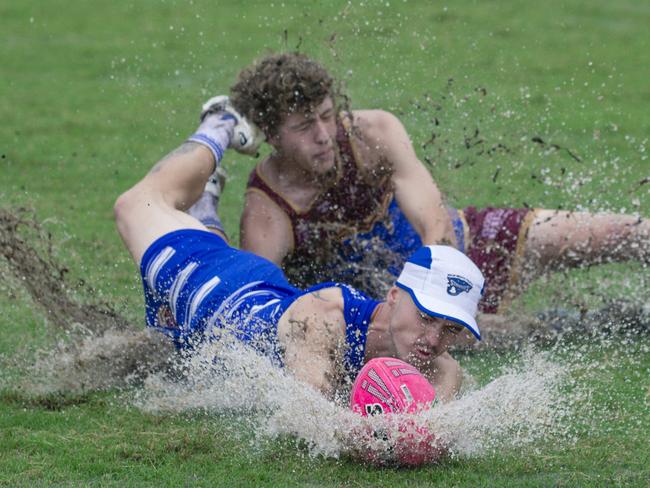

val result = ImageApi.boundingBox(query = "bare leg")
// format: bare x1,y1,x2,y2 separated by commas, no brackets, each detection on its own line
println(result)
522,209,648,282
114,142,224,265
114,109,235,264
457,210,648,344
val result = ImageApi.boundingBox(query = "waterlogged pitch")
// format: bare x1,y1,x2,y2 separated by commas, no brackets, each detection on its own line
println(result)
1,0,649,485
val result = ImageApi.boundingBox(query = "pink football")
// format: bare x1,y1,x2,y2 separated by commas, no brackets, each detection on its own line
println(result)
350,357,436,415
349,357,444,467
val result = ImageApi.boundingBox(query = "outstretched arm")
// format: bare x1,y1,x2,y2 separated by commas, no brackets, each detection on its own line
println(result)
277,287,347,398
361,110,454,246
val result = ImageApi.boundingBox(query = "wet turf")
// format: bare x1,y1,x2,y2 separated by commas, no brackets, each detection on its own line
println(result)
1,0,648,485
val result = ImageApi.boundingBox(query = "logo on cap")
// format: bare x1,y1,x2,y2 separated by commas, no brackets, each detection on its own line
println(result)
446,274,473,296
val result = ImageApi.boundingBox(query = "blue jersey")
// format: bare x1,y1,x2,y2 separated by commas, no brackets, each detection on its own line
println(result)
140,229,380,374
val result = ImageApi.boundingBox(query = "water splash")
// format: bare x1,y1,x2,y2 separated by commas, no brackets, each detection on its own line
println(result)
130,335,581,464
2,206,647,466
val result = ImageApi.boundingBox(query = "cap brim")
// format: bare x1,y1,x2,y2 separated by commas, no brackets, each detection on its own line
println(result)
396,282,481,340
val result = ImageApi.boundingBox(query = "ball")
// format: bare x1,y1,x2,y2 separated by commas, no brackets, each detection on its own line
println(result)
349,357,444,467
350,357,436,415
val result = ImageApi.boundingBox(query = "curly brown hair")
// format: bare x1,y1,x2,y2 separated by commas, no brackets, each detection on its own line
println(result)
230,52,335,138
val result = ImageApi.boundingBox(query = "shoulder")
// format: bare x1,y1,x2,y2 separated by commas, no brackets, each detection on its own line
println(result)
350,109,403,140
349,109,411,160
242,186,290,226
278,287,346,348
240,183,294,262
344,110,406,174
282,287,345,330
243,159,288,215
294,286,345,315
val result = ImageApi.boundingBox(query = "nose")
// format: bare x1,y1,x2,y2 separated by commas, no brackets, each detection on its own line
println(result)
422,323,444,347
313,119,330,145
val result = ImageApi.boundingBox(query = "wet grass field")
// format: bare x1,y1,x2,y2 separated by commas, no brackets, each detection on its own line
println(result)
1,0,649,485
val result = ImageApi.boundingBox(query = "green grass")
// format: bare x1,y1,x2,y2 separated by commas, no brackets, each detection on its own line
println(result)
1,341,648,486
1,0,649,485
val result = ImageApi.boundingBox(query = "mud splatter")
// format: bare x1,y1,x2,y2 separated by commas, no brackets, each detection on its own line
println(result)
0,207,130,333
0,207,176,394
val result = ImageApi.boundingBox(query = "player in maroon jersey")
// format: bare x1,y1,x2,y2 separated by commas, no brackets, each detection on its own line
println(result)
189,53,649,325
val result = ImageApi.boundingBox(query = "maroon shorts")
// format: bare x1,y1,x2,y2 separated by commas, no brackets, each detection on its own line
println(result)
457,207,537,313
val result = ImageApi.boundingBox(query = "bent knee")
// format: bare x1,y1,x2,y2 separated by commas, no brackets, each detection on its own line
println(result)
114,187,150,244
114,191,134,235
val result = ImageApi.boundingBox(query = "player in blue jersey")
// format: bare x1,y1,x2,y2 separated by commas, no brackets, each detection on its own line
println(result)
114,103,485,401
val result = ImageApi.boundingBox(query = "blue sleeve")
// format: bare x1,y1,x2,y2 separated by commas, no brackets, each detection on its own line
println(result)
338,284,380,378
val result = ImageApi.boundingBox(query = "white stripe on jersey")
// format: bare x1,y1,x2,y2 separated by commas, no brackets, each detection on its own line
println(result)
248,298,281,317
186,275,222,324
243,300,283,331
212,281,263,319
204,281,285,336
169,261,198,323
223,289,285,321
145,246,176,293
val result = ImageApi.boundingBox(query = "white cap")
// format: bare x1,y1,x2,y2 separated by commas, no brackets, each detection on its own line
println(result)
396,245,485,339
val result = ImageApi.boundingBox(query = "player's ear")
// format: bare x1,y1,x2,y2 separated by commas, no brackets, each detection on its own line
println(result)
386,286,400,307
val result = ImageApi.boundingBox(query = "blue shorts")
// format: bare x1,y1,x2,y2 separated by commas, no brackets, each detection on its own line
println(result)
140,229,301,361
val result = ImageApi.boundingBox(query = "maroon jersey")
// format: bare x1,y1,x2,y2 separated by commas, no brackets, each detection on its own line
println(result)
245,114,536,313
246,113,394,286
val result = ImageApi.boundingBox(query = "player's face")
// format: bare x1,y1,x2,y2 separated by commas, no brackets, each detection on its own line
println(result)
386,288,464,368
271,97,337,176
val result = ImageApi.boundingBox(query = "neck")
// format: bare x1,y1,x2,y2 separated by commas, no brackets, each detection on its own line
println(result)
364,302,395,360
266,152,325,189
